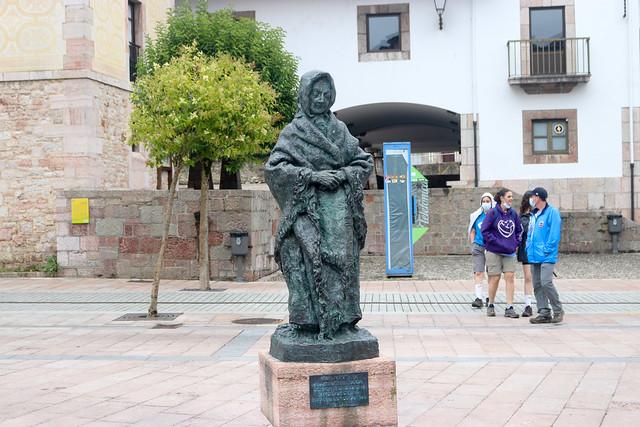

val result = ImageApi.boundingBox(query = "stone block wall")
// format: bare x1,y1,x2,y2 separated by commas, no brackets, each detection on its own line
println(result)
458,113,477,184
0,77,154,268
54,188,639,279
560,211,640,253
363,188,640,256
0,79,64,267
479,176,640,226
363,188,495,255
55,190,278,280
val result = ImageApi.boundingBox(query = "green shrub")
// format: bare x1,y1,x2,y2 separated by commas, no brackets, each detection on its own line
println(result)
42,256,58,277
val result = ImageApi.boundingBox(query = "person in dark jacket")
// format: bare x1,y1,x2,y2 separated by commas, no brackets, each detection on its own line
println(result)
517,191,534,317
481,188,522,318
526,187,564,324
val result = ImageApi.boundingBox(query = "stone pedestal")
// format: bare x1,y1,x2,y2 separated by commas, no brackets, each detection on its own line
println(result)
259,352,398,427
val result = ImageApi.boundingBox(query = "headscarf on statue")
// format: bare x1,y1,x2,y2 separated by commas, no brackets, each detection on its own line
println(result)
266,70,373,263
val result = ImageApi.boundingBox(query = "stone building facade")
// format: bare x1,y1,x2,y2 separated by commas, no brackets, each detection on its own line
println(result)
0,0,172,268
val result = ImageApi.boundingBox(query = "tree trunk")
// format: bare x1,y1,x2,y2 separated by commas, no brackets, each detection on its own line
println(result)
199,164,210,290
148,162,183,318
219,158,242,189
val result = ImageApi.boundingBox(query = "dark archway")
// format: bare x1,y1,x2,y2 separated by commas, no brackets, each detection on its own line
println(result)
335,103,461,188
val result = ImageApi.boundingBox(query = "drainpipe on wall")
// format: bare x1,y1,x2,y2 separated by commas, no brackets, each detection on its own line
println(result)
629,0,637,220
470,0,479,187
473,120,478,187
632,163,636,221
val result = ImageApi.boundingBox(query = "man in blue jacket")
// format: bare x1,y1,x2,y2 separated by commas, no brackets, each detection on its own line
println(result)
526,187,564,324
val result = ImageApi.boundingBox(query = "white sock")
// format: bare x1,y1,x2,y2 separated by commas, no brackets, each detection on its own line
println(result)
525,295,532,306
482,284,488,299
474,284,483,299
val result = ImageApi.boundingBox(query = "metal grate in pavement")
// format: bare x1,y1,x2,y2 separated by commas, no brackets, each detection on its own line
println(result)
113,312,182,321
232,318,282,325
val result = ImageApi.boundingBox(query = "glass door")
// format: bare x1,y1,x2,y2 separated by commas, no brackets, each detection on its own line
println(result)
530,7,566,75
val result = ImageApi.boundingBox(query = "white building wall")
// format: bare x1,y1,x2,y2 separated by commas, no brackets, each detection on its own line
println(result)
475,0,633,181
206,0,638,183
206,0,474,112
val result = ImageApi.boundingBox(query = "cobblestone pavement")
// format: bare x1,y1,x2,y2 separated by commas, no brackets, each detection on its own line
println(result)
1,277,639,426
263,253,640,281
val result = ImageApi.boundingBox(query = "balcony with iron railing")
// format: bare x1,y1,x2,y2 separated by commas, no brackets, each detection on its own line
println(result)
507,37,590,94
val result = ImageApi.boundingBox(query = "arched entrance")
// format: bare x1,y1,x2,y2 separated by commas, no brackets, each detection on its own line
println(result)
335,102,461,188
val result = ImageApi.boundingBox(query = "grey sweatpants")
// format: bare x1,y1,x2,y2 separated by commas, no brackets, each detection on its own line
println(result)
531,263,563,316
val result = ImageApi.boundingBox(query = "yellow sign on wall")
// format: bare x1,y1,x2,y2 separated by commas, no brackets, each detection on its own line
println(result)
71,198,90,224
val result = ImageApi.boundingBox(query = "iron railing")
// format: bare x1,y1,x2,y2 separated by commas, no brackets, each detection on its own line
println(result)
507,37,590,78
411,151,461,165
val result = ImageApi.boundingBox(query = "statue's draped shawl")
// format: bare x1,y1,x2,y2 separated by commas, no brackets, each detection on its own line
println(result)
265,71,373,338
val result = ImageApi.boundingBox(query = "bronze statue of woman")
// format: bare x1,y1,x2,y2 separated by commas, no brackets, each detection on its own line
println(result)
265,71,374,348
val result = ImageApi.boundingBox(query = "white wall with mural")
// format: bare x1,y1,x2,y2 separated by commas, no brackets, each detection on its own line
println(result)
0,0,65,72
91,0,127,81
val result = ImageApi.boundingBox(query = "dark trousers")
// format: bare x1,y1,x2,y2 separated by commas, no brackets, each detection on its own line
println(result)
531,263,563,316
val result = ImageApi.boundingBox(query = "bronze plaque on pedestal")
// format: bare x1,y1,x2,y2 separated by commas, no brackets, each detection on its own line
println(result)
309,372,369,409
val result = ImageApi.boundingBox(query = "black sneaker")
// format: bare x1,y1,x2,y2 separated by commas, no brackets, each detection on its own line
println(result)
529,315,552,324
486,304,496,317
472,298,483,308
522,305,533,317
485,297,489,307
504,306,520,318
551,312,564,324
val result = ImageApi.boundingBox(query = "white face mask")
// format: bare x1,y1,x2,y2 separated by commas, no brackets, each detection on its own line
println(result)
503,203,511,210
529,198,536,208
481,202,491,212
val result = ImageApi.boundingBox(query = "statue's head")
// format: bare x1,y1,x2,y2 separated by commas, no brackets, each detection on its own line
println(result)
298,71,336,117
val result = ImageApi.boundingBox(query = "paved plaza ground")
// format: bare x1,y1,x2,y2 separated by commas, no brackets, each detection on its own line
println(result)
1,254,640,426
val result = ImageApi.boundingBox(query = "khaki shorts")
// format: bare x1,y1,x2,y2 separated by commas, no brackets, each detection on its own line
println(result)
486,251,517,276
471,243,486,273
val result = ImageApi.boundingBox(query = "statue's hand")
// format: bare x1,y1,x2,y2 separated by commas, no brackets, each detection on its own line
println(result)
312,170,341,190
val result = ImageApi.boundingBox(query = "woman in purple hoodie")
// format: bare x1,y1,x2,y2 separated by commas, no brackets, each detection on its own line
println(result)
480,188,522,318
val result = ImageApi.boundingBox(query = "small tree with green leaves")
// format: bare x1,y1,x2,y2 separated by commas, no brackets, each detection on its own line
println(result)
130,47,278,311
138,2,298,187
